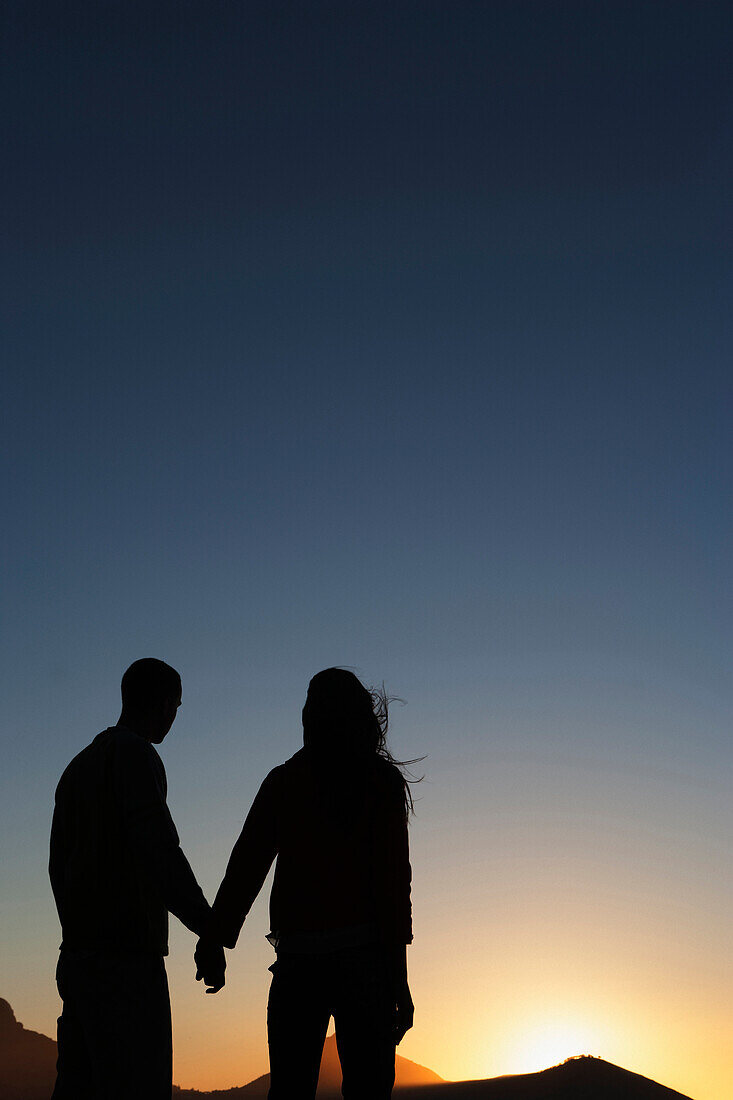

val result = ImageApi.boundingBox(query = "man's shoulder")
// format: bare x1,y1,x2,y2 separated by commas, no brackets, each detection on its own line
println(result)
108,727,165,781
105,725,156,751
55,730,110,800
88,725,161,766
57,727,111,775
58,727,158,787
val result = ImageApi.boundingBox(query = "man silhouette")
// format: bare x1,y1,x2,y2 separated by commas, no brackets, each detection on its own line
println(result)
49,658,225,1099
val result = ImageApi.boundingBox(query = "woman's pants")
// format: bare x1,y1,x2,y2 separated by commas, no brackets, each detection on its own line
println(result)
267,945,396,1099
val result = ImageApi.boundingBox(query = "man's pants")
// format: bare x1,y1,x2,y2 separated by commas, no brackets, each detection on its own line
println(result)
267,945,396,1100
52,949,172,1100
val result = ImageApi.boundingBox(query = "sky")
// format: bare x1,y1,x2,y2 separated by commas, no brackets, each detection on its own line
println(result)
1,2,731,1097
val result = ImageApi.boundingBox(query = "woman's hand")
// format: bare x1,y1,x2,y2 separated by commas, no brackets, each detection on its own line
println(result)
385,943,413,1044
393,980,414,1045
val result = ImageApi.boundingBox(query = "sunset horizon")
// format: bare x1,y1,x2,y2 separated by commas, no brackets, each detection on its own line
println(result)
0,995,698,1098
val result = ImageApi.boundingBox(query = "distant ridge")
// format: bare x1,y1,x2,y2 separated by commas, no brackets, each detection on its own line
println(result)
173,1046,693,1099
174,1033,444,1096
0,997,58,1100
382,1056,695,1100
0,999,693,1100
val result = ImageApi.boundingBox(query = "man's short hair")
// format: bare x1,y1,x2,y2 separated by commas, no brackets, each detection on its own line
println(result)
121,658,181,710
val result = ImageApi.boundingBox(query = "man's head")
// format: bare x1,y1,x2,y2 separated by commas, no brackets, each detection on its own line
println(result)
119,658,182,743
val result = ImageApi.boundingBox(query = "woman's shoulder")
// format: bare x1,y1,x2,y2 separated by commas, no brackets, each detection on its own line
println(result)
261,748,309,788
371,756,406,796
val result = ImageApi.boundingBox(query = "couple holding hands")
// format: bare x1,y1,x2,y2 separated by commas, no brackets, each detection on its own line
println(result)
50,659,415,1099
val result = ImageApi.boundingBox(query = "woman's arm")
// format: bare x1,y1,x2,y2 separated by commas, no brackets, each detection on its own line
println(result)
375,768,415,1043
373,768,413,946
208,769,280,949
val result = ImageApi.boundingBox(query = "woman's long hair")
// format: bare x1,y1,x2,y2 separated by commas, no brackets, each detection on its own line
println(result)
302,668,421,816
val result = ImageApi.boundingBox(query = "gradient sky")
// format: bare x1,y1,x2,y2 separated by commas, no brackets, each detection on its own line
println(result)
2,3,731,1098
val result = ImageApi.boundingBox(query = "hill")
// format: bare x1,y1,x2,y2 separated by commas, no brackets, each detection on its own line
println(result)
0,998,58,1100
174,1033,444,1096
173,1042,694,1099
1,998,694,1100
380,1057,695,1100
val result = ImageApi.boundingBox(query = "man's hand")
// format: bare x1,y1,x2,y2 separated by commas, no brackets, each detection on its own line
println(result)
195,938,226,994
392,981,414,1045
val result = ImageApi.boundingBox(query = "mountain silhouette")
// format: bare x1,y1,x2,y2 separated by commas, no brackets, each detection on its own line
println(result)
381,1057,695,1100
0,998,693,1100
0,998,58,1100
174,1051,693,1099
173,1033,445,1097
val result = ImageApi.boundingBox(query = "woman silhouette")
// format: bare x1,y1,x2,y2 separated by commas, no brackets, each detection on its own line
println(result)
207,668,415,1099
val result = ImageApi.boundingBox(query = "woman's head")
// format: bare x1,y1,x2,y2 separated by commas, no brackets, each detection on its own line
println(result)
302,668,383,756
302,668,420,815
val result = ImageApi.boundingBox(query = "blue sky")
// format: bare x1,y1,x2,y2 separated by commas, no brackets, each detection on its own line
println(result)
2,3,732,1095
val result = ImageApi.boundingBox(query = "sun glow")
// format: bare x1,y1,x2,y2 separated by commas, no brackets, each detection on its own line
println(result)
503,1019,603,1075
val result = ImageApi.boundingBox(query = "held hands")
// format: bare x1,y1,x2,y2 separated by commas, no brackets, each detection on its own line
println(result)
195,937,226,994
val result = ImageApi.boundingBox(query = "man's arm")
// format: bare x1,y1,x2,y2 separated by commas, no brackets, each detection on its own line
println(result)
113,734,213,938
49,799,65,913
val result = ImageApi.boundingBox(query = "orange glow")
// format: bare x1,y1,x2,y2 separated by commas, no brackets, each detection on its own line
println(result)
500,1017,605,1075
